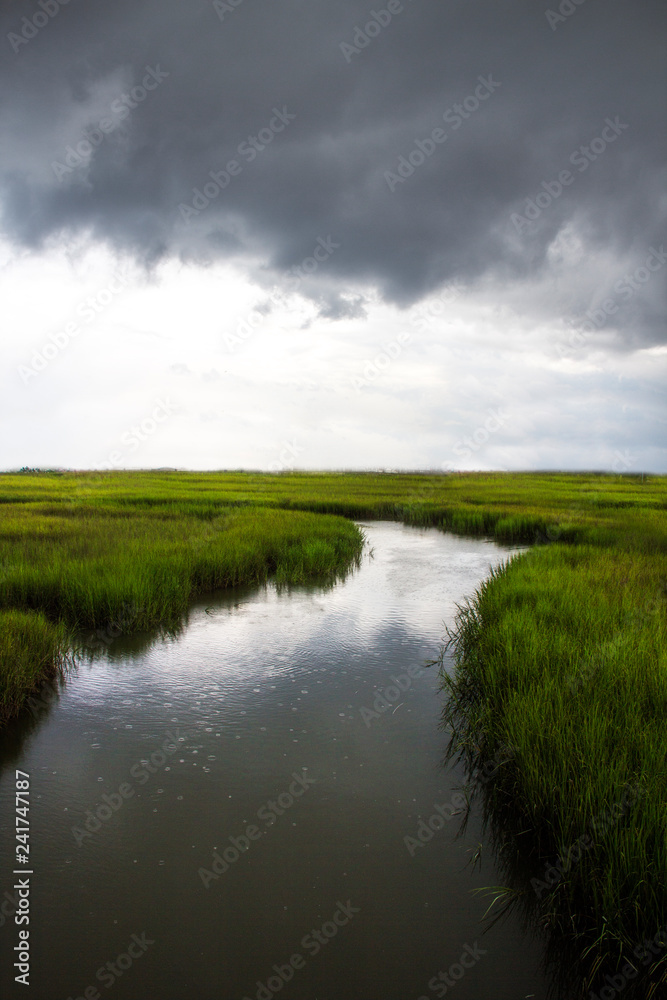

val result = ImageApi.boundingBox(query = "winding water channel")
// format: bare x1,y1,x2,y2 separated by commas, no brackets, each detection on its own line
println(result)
0,522,553,999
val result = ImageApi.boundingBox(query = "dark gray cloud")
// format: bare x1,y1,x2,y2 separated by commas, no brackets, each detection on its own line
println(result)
1,0,665,345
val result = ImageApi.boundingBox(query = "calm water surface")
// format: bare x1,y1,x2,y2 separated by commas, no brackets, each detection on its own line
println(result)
0,523,552,999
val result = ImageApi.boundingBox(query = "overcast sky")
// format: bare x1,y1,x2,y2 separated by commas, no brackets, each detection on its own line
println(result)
1,0,665,472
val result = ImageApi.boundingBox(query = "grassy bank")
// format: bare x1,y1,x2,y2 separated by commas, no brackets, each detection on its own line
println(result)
0,502,364,720
0,469,665,991
441,543,667,996
0,609,70,724
0,505,364,629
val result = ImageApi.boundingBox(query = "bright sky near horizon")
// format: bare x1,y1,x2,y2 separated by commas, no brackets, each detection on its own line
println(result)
1,0,665,472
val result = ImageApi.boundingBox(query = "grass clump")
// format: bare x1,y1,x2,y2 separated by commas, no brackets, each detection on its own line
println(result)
441,544,667,995
0,609,69,723
0,506,363,633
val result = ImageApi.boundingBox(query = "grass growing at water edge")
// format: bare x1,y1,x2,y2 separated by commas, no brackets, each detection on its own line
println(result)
0,610,70,724
0,506,364,632
0,504,364,721
440,544,667,995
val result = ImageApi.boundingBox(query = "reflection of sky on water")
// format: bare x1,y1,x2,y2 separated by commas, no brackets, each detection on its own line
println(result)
0,523,546,1000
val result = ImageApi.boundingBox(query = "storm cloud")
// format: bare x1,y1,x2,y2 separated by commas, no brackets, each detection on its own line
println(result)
1,0,665,344
1,0,665,473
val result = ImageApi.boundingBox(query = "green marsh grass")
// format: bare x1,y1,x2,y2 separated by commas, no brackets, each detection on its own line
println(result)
441,544,667,995
0,505,364,634
0,468,665,991
0,609,70,723
0,501,364,721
